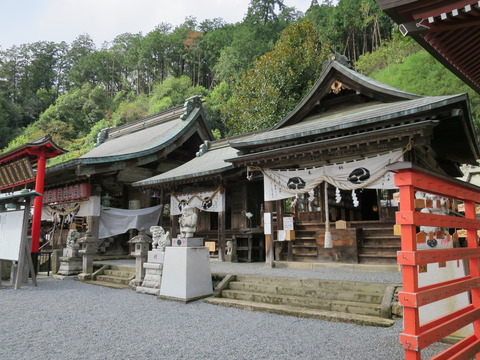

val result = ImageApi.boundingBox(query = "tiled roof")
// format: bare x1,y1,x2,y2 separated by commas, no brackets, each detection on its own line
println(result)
80,107,194,162
132,139,239,187
231,94,465,148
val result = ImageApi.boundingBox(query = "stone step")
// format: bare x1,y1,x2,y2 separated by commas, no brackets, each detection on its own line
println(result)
221,289,382,317
108,265,135,272
103,269,135,278
234,275,389,294
358,254,398,265
95,274,133,285
204,297,395,327
359,248,399,256
228,281,384,303
82,280,130,290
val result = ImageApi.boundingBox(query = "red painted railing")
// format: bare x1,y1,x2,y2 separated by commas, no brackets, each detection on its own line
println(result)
391,163,480,360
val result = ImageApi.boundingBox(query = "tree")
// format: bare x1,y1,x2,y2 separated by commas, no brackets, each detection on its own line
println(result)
36,83,111,138
148,76,207,114
246,0,287,24
223,21,329,134
354,31,421,75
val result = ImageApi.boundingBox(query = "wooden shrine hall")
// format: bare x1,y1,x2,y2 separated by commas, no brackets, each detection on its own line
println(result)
42,96,214,254
134,59,480,266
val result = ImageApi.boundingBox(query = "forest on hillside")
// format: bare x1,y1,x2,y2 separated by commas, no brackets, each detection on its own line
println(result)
1,0,479,165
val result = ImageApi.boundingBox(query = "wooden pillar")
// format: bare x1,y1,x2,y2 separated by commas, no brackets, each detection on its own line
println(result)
264,201,274,267
218,211,226,262
170,215,178,239
398,178,421,360
275,200,284,261
465,200,480,352
159,189,165,226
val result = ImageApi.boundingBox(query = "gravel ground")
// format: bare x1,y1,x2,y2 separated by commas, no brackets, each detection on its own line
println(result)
0,262,449,360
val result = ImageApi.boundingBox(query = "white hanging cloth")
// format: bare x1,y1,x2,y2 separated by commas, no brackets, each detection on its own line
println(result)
170,187,224,216
99,204,162,239
261,150,402,201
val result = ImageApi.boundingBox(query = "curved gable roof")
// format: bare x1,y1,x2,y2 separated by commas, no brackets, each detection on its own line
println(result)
272,60,420,129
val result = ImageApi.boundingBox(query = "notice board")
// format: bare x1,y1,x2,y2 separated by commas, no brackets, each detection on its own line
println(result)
0,210,25,261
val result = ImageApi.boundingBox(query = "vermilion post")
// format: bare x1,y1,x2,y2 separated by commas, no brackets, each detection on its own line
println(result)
397,175,421,360
465,200,480,360
31,151,46,254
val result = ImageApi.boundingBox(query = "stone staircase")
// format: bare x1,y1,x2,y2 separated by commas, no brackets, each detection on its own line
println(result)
83,264,135,289
358,227,401,265
205,274,399,327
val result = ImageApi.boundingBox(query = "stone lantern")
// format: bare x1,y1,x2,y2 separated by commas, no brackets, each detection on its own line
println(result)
128,228,152,288
77,231,99,280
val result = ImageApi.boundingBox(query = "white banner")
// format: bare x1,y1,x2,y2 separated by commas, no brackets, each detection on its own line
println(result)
263,150,402,201
170,187,224,215
99,204,162,239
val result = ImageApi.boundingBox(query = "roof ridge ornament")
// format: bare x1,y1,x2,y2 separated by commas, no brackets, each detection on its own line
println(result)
180,95,203,120
95,128,109,147
328,50,352,69
196,140,210,157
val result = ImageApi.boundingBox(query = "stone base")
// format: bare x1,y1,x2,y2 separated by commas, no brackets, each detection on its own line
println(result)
77,273,92,281
172,237,203,247
57,257,83,276
159,246,213,303
136,262,163,296
147,250,165,263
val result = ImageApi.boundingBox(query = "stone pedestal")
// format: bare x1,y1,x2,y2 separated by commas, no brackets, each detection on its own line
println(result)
57,247,82,276
136,250,165,296
159,246,213,303
77,231,99,281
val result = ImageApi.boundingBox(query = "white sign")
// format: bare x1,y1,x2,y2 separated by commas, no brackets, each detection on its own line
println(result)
0,210,25,261
264,212,272,235
283,217,294,231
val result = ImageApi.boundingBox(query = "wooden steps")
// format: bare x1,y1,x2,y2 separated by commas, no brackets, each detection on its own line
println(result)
358,227,400,265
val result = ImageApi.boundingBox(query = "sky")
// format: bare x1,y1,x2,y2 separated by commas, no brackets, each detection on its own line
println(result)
1,0,314,49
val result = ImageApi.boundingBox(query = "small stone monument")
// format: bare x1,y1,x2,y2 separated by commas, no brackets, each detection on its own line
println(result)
128,228,152,289
56,229,83,277
159,205,213,302
136,226,170,296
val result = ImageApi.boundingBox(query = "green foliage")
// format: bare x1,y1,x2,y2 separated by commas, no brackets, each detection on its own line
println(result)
223,21,329,135
368,50,480,130
204,81,232,137
36,83,111,139
246,0,286,24
112,96,149,126
354,31,421,74
148,76,208,114
47,118,113,166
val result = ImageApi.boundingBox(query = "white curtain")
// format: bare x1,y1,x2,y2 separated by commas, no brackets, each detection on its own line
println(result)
262,150,402,201
99,204,162,239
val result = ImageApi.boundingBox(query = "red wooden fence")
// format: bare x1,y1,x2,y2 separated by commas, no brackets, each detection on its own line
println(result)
391,163,480,360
